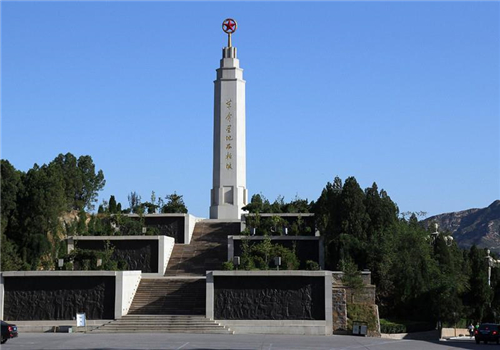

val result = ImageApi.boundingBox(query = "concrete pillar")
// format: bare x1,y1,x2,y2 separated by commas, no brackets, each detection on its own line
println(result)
210,45,248,219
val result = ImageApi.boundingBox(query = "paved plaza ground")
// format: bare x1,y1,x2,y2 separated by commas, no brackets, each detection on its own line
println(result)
0,332,485,350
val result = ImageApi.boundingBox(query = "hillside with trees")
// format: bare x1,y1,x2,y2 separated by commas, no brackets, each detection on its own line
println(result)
1,153,105,270
0,153,188,271
2,153,500,328
245,177,500,328
422,200,500,253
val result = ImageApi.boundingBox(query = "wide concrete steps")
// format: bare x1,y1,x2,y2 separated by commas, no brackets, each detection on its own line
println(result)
128,278,205,315
164,221,241,276
92,315,233,334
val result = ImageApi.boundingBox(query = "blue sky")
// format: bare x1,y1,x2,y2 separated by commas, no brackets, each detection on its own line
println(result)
1,1,499,218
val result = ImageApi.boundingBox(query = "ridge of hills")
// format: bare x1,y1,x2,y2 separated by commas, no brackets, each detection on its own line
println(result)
421,200,500,253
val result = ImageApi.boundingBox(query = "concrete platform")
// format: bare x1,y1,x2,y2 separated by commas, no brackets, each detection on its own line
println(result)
8,320,109,333
217,320,329,335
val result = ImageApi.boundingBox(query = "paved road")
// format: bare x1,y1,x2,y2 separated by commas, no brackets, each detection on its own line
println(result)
0,333,485,350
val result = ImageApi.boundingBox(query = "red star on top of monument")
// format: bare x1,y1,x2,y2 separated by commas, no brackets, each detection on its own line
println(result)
222,19,237,34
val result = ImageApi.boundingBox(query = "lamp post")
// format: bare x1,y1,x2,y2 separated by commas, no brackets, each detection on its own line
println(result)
430,223,454,330
430,223,454,246
233,256,241,270
485,249,500,286
274,257,281,271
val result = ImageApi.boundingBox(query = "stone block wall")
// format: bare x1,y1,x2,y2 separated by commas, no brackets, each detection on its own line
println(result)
332,287,347,331
331,271,380,336
344,285,376,305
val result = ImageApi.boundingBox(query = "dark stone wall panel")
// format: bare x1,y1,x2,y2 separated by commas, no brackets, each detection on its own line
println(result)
234,239,320,268
144,216,185,243
214,276,325,320
76,240,158,273
4,276,115,320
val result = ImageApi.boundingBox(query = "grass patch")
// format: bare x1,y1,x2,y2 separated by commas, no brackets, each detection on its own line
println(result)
347,304,378,331
380,318,434,333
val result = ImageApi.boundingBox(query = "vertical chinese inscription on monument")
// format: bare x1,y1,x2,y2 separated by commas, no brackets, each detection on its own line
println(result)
225,99,233,170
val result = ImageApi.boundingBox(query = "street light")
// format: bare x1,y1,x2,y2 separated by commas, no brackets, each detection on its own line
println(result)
485,249,500,286
233,256,241,270
274,257,281,271
430,223,453,246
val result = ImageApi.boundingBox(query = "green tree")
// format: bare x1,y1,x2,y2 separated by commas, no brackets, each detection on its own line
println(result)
0,160,23,238
312,176,343,268
108,195,118,214
387,220,439,320
429,234,468,325
1,154,105,270
239,237,299,271
16,164,66,268
283,195,311,213
464,246,492,322
162,193,188,213
76,209,88,235
1,160,24,270
50,153,105,210
334,177,370,268
340,258,364,302
74,155,105,210
50,153,80,210
364,183,398,239
128,191,142,213
1,234,25,271
363,183,399,310
243,193,270,213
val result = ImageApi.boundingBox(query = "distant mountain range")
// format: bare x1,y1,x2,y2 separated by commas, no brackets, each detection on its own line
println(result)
421,200,500,253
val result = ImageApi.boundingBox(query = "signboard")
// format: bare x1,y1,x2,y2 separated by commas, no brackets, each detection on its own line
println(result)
76,313,86,327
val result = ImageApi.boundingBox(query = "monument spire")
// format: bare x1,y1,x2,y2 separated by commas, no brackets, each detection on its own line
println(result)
222,18,237,47
210,18,248,220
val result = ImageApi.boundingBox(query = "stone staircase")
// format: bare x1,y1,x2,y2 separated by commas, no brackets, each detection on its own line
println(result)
128,278,205,315
164,220,241,276
92,315,233,334
92,220,241,334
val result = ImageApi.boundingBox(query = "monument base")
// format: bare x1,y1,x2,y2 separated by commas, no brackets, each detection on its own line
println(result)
209,204,247,220
210,186,248,220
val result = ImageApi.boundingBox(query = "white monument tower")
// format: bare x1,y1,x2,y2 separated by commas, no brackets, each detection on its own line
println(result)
210,18,248,219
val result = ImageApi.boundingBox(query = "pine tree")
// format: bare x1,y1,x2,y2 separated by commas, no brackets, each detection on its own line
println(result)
465,246,492,322
162,193,188,213
108,195,118,214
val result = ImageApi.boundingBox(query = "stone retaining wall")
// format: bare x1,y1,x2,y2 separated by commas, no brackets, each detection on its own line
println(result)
0,271,141,320
206,271,333,335
332,287,347,331
68,236,174,276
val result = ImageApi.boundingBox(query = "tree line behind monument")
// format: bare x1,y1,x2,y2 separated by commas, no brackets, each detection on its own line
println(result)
1,152,498,329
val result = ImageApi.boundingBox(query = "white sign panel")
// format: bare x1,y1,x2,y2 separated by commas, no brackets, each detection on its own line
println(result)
76,313,86,327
